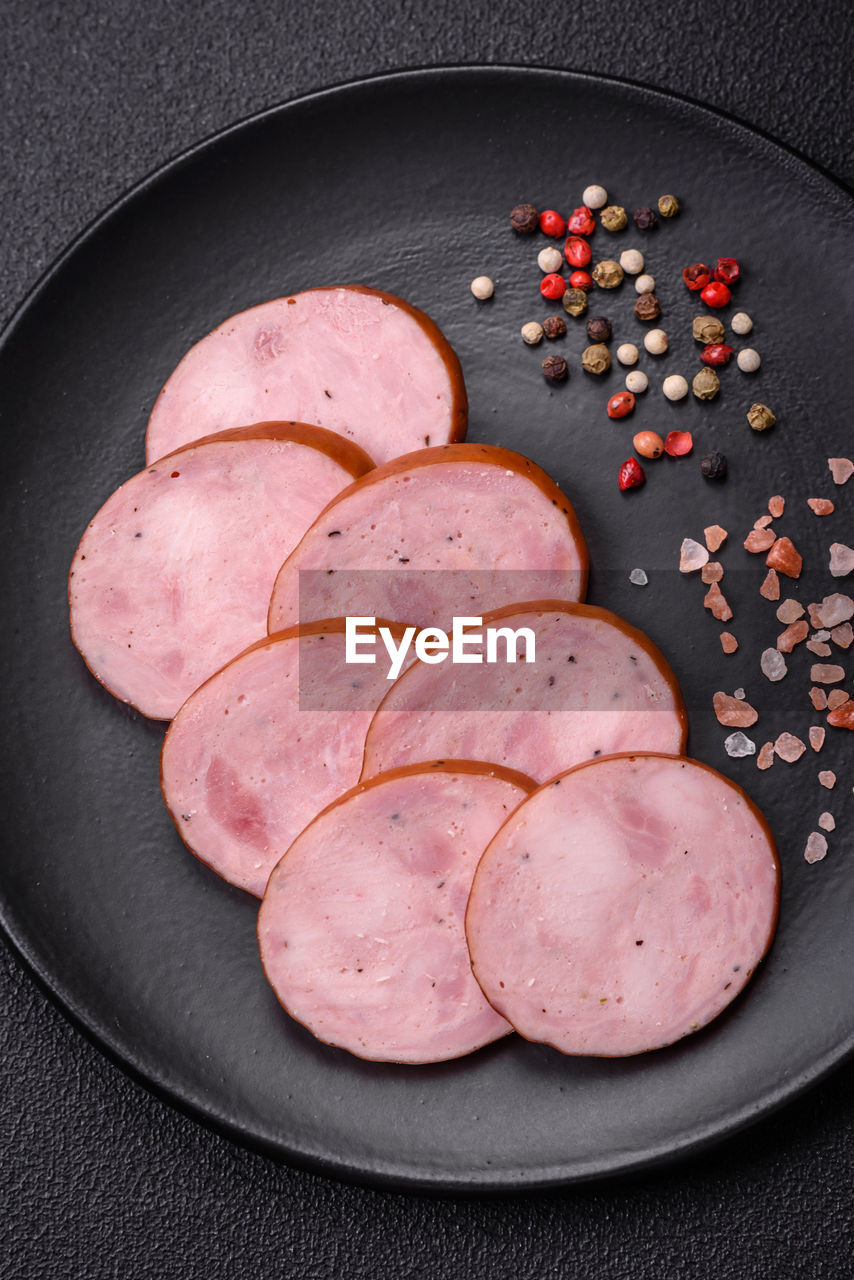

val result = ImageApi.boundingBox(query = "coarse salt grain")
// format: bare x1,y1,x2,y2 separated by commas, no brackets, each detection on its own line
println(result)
774,732,805,762
713,691,758,727
827,688,851,710
831,622,853,649
768,495,785,518
807,498,835,515
701,561,723,583
819,770,837,789
804,832,828,863
811,664,845,683
827,699,854,727
744,528,776,553
679,538,709,573
828,457,854,485
809,593,854,628
818,812,836,832
724,731,756,758
757,741,775,770
761,648,787,681
629,567,648,586
809,726,826,752
754,514,774,529
760,570,781,600
807,640,832,657
812,629,831,641
704,525,728,552
777,621,808,652
720,632,738,653
704,582,733,621
809,687,828,710
777,598,805,624
829,543,854,578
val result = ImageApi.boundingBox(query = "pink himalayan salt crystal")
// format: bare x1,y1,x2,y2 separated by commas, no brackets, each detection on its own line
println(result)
713,691,758,727
776,598,805,623
827,689,851,711
768,495,785,517
720,631,738,654
760,569,780,600
819,770,837,789
701,561,723,584
829,543,854,578
818,812,836,832
766,537,803,579
777,621,808,652
812,629,830,640
807,640,832,657
775,732,806,762
704,524,728,552
809,687,828,710
827,699,854,727
733,688,746,699
804,832,828,864
811,664,846,684
831,622,853,649
809,726,826,752
828,457,854,485
679,537,709,573
807,498,835,516
704,582,733,621
761,647,787,681
809,593,854,628
744,527,776,553
754,514,774,529
757,741,775,770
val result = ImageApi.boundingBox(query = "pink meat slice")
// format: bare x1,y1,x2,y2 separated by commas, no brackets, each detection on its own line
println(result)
267,445,589,633
161,620,416,897
145,285,468,466
69,423,373,720
362,601,687,783
258,762,535,1063
466,753,780,1057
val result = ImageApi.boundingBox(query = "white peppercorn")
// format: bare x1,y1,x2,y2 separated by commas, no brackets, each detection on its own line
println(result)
471,276,494,300
619,248,644,275
731,312,753,335
662,374,688,401
634,273,655,295
626,370,648,393
521,321,544,345
616,343,639,366
582,184,608,209
737,348,761,372
644,328,669,355
537,246,563,274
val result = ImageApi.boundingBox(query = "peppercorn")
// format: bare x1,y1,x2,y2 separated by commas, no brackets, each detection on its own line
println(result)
747,402,776,431
539,209,567,238
470,276,494,300
619,248,644,275
592,260,624,289
510,203,539,233
521,321,544,345
582,343,611,375
701,343,734,366
633,430,664,459
564,236,592,268
537,246,563,274
600,205,628,231
683,263,711,291
582,184,608,209
658,194,680,218
693,367,720,400
714,257,740,285
737,347,761,372
731,312,753,335
616,343,639,366
664,430,693,457
542,354,569,383
562,287,588,317
700,281,731,308
586,316,612,343
542,315,566,340
634,206,658,231
540,273,566,300
634,293,661,322
618,457,646,490
701,451,728,480
567,206,596,236
635,273,655,295
568,270,593,291
643,328,668,355
662,375,689,401
693,315,726,344
607,391,635,419
626,370,648,393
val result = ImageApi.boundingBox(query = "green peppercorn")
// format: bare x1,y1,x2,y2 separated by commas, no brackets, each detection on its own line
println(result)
747,402,776,431
693,367,720,400
692,315,726,344
581,343,611,375
562,287,588,318
592,259,624,289
600,205,628,232
701,451,728,480
509,202,539,233
634,293,661,322
658,194,680,218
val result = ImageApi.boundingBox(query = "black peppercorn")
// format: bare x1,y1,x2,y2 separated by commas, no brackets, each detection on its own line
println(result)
542,315,567,340
541,354,569,383
633,293,661,322
510,202,539,233
701,451,728,480
634,206,658,231
586,316,612,343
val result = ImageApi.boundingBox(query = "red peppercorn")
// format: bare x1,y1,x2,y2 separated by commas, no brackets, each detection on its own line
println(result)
714,257,740,285
568,269,593,291
567,205,596,236
701,343,735,366
540,273,567,300
539,209,567,238
618,457,646,490
664,430,693,457
700,281,731,308
564,236,592,268
607,391,636,419
682,263,711,291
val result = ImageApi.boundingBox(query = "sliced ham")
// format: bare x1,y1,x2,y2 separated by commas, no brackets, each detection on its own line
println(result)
69,423,373,720
161,619,416,897
145,285,467,466
257,762,535,1063
466,753,779,1057
361,601,687,783
267,445,589,632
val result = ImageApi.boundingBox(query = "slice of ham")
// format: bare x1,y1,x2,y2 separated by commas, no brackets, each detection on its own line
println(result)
145,285,468,465
361,601,687,783
267,445,589,632
466,753,780,1057
69,423,373,720
161,619,416,897
258,761,534,1063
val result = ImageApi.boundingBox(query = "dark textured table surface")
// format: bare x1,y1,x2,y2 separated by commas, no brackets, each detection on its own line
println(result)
2,3,853,1276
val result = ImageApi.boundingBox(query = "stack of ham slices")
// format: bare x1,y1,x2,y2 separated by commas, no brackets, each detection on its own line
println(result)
69,284,780,1065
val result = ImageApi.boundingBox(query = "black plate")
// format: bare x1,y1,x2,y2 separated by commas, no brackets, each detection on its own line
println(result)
1,67,853,1193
